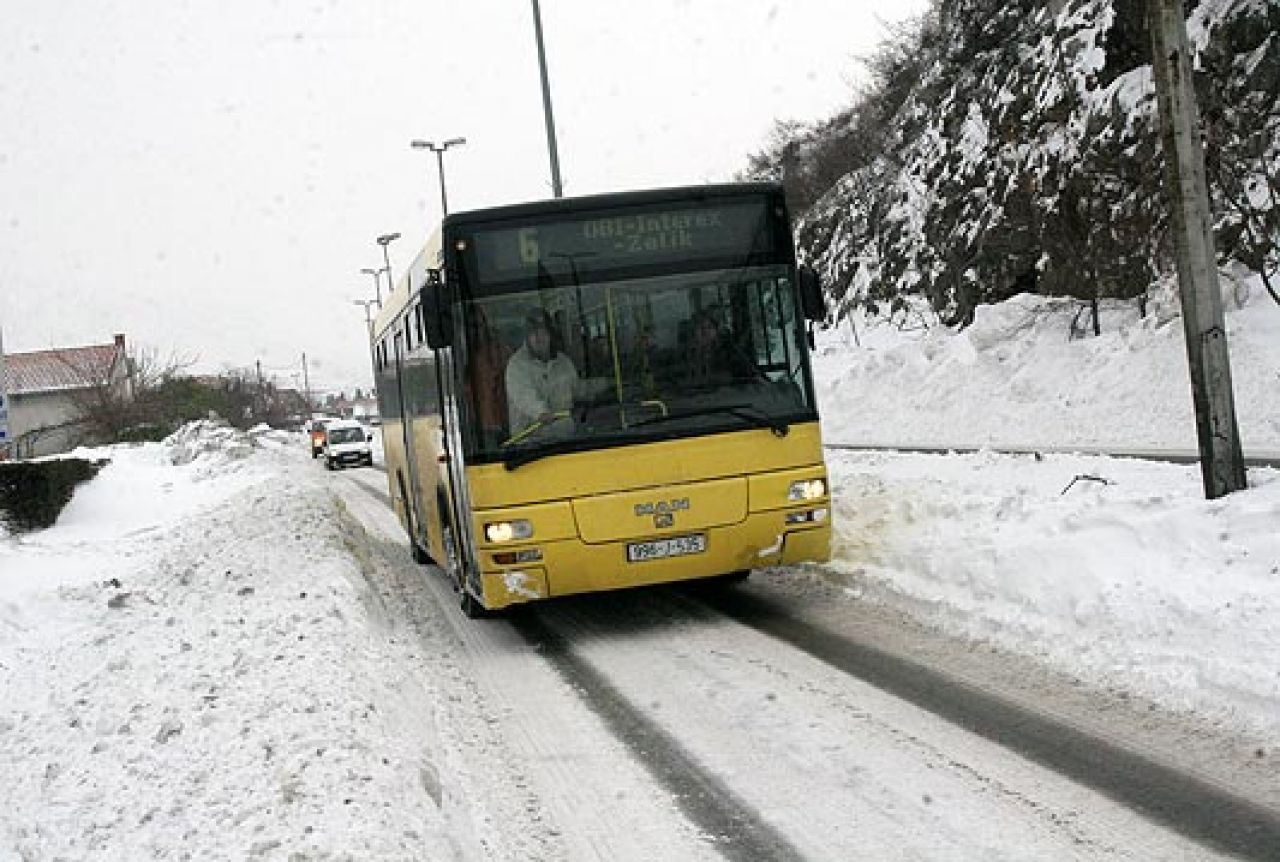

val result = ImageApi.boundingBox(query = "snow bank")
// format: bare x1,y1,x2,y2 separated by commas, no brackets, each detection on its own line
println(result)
163,419,257,468
813,281,1280,740
824,449,1280,739
0,432,273,609
0,433,455,859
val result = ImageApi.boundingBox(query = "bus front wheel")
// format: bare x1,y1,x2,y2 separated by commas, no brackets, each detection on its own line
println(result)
459,589,490,619
440,510,495,619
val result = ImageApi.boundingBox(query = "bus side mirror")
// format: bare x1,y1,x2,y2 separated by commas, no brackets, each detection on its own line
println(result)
798,265,826,323
421,270,452,348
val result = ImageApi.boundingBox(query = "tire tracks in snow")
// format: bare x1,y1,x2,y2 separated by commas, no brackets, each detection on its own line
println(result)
508,610,805,862
694,585,1280,862
335,473,720,859
339,473,812,858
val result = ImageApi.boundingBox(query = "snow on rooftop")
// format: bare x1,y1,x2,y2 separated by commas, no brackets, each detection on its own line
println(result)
2,342,125,396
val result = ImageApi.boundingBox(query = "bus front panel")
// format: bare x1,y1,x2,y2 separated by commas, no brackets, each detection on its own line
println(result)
466,423,830,609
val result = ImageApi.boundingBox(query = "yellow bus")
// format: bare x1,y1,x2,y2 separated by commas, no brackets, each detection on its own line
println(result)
372,183,831,617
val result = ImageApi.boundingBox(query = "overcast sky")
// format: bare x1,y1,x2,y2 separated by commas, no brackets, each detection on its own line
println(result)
1,0,925,397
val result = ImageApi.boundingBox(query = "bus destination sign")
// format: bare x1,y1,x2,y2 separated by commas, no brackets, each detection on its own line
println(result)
470,200,775,284
579,210,730,254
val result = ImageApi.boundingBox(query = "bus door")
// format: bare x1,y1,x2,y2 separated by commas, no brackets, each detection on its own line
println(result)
436,311,484,601
392,331,430,553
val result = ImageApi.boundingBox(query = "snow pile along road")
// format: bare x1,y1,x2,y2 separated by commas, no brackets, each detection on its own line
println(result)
810,281,1280,745
0,425,457,859
823,448,1280,742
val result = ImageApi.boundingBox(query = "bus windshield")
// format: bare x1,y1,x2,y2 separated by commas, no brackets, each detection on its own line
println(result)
457,264,816,465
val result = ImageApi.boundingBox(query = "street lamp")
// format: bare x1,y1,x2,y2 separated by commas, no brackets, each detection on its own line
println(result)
410,137,466,217
376,233,400,300
529,0,563,198
353,299,380,396
359,266,385,308
352,299,378,335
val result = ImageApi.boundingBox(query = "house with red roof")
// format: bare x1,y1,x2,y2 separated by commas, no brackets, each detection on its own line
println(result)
0,334,133,458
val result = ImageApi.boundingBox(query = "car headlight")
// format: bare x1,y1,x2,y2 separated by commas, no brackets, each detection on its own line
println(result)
787,479,827,501
484,519,533,543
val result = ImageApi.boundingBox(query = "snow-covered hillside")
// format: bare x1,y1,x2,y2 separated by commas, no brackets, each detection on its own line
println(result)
780,0,1280,332
815,279,1280,451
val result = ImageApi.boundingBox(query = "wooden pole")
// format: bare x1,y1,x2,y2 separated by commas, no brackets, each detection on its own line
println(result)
1148,0,1247,498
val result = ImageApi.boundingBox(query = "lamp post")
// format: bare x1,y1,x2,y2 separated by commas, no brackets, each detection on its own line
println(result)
410,138,466,217
360,267,385,308
352,299,378,335
376,233,401,300
529,0,563,198
353,298,380,397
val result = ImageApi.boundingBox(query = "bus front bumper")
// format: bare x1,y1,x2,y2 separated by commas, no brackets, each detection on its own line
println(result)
477,515,831,611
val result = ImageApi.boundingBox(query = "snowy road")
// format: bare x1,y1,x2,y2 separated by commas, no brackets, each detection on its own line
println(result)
331,464,1279,860
5,429,1278,859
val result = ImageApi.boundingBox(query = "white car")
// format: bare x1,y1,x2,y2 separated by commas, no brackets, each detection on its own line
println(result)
322,419,374,469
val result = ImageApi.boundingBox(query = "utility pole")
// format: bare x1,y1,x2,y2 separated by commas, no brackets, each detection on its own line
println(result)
301,352,312,413
255,359,265,421
530,0,564,198
1148,0,1246,499
0,324,11,458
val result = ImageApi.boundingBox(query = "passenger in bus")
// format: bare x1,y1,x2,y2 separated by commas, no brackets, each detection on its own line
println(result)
683,310,752,387
627,325,658,396
464,307,512,447
505,308,578,436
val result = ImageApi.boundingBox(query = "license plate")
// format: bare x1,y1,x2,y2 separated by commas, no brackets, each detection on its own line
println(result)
626,533,707,562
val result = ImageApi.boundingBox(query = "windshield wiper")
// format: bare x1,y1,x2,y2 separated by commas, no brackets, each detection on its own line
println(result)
501,436,601,471
630,403,789,437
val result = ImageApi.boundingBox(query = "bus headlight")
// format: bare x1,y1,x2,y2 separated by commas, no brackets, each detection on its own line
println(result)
788,479,827,501
485,519,533,543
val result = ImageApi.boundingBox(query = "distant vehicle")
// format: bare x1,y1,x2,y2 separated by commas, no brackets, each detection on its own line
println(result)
373,182,831,617
307,417,335,459
322,419,374,469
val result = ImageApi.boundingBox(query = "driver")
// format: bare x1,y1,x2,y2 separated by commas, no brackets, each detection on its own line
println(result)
505,308,578,435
